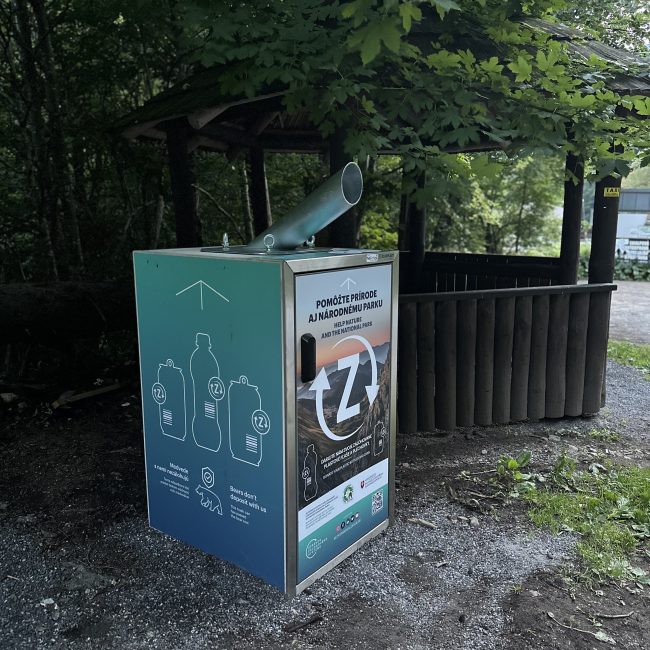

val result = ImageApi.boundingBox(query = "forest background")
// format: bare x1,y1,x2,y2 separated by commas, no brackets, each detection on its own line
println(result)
0,0,648,288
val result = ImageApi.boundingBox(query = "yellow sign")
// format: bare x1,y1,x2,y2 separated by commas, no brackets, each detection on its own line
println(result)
604,187,620,197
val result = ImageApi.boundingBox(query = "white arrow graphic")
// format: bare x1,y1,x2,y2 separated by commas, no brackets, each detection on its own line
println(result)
176,280,229,310
333,334,379,404
309,368,360,442
340,277,357,291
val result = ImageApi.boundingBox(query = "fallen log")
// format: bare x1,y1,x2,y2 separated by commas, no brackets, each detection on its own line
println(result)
0,281,136,343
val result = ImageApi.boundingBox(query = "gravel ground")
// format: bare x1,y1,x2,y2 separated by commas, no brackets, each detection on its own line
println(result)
1,360,649,649
609,281,650,345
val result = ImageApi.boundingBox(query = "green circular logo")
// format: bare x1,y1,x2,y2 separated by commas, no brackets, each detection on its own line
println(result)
343,484,354,502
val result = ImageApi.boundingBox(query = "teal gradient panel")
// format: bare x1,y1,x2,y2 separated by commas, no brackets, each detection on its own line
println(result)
134,252,285,589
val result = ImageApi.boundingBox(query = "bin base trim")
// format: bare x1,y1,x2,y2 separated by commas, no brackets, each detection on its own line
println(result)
291,519,389,596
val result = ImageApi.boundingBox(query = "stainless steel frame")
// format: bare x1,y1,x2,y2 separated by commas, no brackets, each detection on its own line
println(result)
282,251,399,596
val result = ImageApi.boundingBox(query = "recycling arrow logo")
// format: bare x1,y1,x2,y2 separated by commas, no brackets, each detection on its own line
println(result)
309,334,379,442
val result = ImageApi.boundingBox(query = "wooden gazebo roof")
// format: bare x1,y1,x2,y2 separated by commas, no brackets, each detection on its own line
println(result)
116,18,650,158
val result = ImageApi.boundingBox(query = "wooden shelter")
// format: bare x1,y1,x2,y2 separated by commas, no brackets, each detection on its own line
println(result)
116,19,650,431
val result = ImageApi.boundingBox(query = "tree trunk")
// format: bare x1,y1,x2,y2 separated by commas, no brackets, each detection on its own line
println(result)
238,159,255,242
29,0,85,277
247,146,272,235
13,0,61,279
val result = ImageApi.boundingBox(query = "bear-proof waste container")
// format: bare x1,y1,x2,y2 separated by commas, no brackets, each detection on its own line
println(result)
134,163,398,594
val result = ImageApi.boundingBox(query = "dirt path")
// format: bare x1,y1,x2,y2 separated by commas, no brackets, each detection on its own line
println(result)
1,362,649,649
609,280,650,344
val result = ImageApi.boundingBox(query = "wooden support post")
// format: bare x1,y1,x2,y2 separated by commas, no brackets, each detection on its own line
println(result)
408,171,426,293
247,146,272,236
398,168,426,292
589,172,622,283
559,152,584,284
166,119,201,247
324,128,358,248
398,176,411,293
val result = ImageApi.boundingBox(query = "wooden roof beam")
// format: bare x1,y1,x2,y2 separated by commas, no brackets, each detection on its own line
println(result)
226,111,281,161
187,106,228,130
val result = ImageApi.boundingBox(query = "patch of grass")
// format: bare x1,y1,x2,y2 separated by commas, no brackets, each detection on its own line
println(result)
587,427,621,443
607,340,650,379
525,458,650,581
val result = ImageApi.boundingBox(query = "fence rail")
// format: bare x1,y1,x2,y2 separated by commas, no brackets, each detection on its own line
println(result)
411,251,562,293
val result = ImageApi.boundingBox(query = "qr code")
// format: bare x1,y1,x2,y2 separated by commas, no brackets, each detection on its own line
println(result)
371,490,384,515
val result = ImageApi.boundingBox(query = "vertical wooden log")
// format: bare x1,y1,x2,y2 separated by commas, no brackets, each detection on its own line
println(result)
559,152,584,284
545,294,570,418
398,302,418,433
247,146,272,236
583,291,612,415
474,298,495,425
456,299,477,427
492,297,515,424
417,302,436,431
166,119,201,247
528,294,549,420
589,173,622,284
510,296,532,421
565,292,590,416
435,300,457,430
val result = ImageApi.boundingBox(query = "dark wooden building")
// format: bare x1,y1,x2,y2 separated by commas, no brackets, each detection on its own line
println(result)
117,19,650,432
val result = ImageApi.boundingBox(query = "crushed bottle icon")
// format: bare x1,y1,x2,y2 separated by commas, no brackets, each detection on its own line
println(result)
302,444,318,502
228,375,270,466
152,359,186,440
373,421,387,456
190,333,224,453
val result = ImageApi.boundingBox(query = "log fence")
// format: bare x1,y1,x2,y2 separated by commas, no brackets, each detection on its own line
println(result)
397,283,614,432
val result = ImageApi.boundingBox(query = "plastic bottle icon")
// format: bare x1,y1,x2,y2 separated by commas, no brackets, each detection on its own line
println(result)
302,444,318,502
190,333,224,452
228,375,270,466
373,421,387,456
153,359,186,440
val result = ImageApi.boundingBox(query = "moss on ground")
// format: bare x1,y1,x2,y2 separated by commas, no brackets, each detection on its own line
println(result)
524,458,650,581
608,340,650,379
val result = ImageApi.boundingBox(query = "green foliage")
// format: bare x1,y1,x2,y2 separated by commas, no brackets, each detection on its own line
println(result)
492,450,538,497
587,427,621,443
579,255,650,281
607,340,650,379
424,151,564,253
1,0,649,285
526,461,650,581
180,0,650,181
558,1,650,51
622,165,650,189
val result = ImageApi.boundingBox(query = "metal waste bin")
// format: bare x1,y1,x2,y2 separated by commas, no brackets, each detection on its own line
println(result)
134,163,397,594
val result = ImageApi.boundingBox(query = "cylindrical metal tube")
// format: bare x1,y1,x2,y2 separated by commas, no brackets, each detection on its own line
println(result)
246,162,363,250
